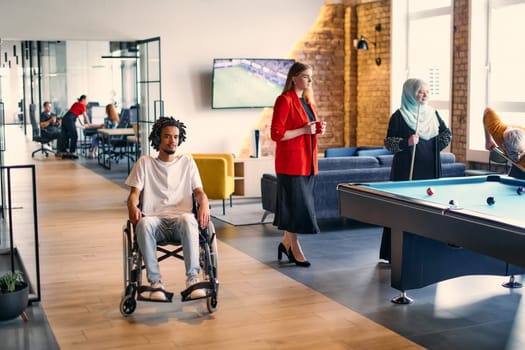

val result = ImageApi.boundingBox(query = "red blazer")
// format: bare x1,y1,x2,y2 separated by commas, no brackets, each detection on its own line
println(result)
271,90,318,176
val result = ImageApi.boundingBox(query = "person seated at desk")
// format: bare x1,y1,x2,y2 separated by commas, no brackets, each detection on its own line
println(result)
125,116,210,300
483,107,525,179
57,94,90,159
40,101,60,140
87,104,120,159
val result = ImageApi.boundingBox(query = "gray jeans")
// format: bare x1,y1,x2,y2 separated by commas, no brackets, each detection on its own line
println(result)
135,214,200,284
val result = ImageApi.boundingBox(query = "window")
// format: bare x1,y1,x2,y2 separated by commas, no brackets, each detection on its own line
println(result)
469,0,525,159
391,1,452,126
407,1,452,125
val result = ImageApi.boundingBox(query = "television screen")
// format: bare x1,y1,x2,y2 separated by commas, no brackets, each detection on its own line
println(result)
212,58,295,109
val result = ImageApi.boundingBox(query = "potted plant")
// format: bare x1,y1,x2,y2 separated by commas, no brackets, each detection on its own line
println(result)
0,271,29,321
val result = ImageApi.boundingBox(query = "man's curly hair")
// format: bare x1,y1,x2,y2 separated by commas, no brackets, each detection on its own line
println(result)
149,116,187,151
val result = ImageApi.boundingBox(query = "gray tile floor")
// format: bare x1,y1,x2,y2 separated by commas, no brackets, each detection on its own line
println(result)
218,219,525,350
0,302,59,350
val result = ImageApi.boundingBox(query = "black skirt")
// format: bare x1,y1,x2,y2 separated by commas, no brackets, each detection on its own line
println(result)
273,174,319,234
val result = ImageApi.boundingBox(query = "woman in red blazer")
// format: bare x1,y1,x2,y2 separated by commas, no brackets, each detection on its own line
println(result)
271,61,326,267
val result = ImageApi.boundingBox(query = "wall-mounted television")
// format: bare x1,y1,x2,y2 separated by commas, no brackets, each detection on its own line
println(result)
212,58,295,109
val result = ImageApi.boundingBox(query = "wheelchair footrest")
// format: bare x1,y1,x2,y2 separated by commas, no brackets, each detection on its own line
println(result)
180,280,217,302
137,285,174,302
137,295,173,303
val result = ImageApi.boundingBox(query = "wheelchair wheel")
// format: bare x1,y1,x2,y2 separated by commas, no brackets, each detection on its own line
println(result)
207,295,218,313
209,232,219,278
120,294,137,316
206,233,219,313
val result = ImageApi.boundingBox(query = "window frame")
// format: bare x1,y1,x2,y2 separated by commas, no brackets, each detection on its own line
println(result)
391,1,453,127
468,0,525,162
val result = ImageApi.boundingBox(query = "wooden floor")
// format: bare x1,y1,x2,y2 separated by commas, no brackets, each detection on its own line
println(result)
5,126,421,349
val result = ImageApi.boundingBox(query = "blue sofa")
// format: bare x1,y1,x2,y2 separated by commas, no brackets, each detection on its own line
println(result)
324,146,393,158
261,151,466,221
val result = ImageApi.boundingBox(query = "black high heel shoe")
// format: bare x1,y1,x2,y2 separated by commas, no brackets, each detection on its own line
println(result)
288,247,311,267
277,243,290,262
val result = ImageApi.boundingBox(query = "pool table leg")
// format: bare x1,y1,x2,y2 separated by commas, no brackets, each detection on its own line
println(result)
502,275,523,289
390,228,414,304
391,291,413,304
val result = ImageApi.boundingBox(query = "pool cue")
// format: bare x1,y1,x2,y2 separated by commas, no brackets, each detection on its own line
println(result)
492,146,525,173
408,103,421,180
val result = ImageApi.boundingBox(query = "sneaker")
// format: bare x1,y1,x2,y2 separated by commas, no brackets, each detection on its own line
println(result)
149,281,167,301
186,276,206,299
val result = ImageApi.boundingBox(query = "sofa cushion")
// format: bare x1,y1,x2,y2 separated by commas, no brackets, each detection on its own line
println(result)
377,155,393,167
317,168,391,184
440,152,456,164
376,152,457,165
324,147,358,157
318,156,379,171
261,173,277,213
314,168,392,220
356,147,393,157
443,163,465,177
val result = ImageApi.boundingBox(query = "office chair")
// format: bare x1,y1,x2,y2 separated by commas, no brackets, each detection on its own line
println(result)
29,104,56,157
108,109,133,163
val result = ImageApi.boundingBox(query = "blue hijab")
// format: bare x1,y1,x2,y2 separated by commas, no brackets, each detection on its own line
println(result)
399,78,439,140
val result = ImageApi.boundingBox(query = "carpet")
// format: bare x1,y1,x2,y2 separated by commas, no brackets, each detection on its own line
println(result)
210,198,274,226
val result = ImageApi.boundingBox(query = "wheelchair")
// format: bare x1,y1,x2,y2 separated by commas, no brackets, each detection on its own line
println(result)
119,214,219,316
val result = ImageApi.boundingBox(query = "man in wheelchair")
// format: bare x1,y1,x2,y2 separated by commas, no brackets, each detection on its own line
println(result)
125,116,211,301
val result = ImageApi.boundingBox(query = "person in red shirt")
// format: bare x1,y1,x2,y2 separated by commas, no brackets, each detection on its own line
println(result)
271,61,326,267
58,95,90,159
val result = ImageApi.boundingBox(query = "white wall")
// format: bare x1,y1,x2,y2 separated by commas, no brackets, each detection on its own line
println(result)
0,0,325,154
65,41,121,108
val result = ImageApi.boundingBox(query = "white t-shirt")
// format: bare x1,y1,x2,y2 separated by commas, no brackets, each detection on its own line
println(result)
125,154,203,218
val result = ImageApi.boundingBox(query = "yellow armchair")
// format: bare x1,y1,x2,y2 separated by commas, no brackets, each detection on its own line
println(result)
191,153,235,215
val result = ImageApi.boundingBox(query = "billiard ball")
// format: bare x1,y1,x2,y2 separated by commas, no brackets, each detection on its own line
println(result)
449,199,456,206
486,196,495,205
517,187,524,195
426,187,434,196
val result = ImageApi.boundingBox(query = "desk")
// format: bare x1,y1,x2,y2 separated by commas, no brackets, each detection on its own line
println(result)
337,175,525,302
97,128,135,169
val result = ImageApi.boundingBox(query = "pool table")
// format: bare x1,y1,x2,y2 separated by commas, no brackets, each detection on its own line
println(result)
337,175,525,302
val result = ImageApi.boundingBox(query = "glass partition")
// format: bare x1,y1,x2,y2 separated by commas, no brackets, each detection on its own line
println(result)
137,37,162,156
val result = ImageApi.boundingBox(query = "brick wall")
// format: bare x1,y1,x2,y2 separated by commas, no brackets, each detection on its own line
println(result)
248,0,471,165
355,0,391,146
246,2,346,158
291,3,346,153
345,5,358,147
451,0,469,163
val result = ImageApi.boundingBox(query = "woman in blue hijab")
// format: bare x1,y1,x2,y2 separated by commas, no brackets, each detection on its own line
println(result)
385,78,451,180
379,78,451,261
